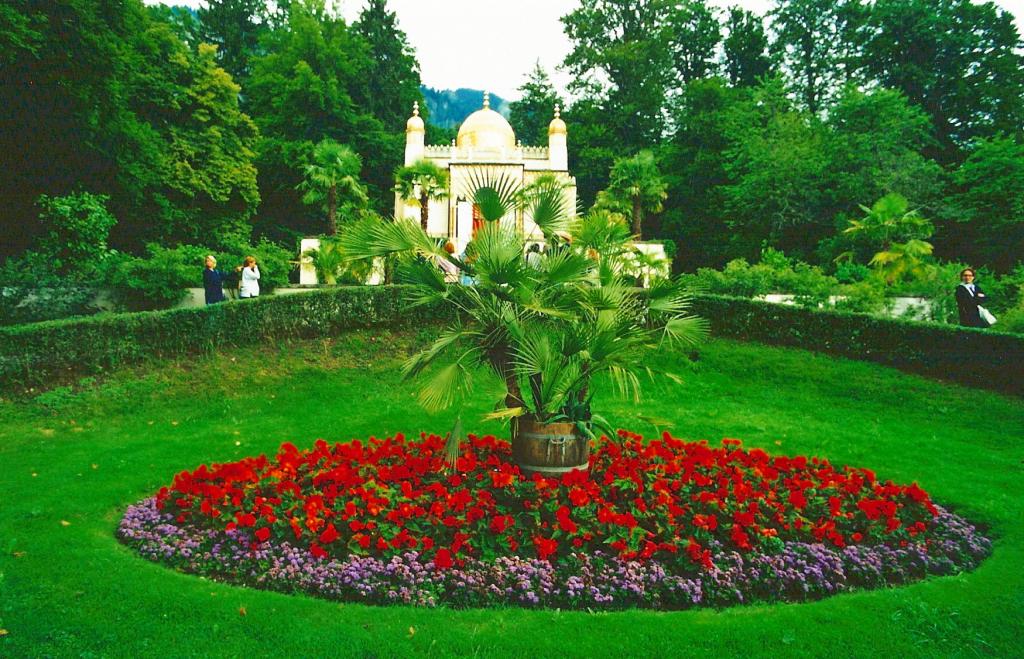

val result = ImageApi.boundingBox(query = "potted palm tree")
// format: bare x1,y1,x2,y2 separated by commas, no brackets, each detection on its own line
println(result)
339,172,706,474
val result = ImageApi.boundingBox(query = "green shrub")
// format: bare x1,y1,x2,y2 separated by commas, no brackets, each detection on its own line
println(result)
0,286,442,390
102,245,198,311
691,294,1024,396
0,285,101,326
834,281,886,313
685,251,839,308
101,240,295,311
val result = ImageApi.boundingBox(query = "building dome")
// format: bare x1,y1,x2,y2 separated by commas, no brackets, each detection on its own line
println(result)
548,105,567,136
406,101,424,133
456,92,516,149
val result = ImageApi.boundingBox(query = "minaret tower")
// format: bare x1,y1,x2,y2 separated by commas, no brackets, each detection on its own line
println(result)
548,104,567,171
405,101,425,165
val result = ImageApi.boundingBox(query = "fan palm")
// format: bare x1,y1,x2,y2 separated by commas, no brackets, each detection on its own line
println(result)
595,150,667,239
394,159,449,232
843,193,936,284
298,140,369,236
338,168,707,464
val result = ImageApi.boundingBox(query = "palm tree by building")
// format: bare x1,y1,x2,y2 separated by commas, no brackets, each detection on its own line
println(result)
299,139,369,236
395,159,449,232
596,150,667,240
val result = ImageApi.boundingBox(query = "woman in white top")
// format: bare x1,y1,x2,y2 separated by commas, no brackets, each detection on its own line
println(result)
236,256,260,298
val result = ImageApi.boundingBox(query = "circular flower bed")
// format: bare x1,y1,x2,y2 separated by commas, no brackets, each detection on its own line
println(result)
118,431,991,609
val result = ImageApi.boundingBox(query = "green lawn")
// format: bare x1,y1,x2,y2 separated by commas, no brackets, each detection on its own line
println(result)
0,329,1021,658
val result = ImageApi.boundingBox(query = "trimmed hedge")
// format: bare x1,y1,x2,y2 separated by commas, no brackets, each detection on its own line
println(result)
692,295,1023,396
2,288,1020,396
0,287,439,391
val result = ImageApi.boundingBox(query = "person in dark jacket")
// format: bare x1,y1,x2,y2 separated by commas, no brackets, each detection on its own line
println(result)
203,255,228,304
955,268,990,327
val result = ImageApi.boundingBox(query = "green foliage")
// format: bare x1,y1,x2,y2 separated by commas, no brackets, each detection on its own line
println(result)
352,0,424,132
101,239,292,312
768,0,864,114
692,294,1024,395
34,192,117,276
299,140,369,236
685,249,839,309
720,78,832,260
197,0,265,82
303,239,371,285
394,159,449,232
942,135,1024,272
102,245,199,311
723,7,772,87
596,150,667,239
509,62,563,147
0,286,437,389
860,0,1024,161
842,193,935,285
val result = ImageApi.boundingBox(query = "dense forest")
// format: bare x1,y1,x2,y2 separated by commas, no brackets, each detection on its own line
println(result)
1,0,1022,296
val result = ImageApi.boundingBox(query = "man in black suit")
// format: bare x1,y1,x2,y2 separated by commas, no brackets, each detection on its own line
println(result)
955,268,990,327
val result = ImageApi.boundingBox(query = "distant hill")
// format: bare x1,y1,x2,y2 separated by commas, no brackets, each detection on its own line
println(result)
420,87,511,129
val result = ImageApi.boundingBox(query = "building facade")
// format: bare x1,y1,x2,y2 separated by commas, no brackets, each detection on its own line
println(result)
396,93,577,254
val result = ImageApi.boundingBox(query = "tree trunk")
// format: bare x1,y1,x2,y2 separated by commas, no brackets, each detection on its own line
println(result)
327,185,337,236
420,191,429,232
632,195,643,239
489,346,524,411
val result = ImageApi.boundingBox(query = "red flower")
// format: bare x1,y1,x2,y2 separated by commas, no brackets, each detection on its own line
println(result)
433,548,453,570
254,527,271,543
555,506,578,534
318,523,339,544
534,536,558,561
310,542,327,559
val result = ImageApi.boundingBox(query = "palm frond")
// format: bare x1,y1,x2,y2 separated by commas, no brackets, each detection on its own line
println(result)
417,362,472,412
338,216,442,262
461,169,521,223
443,415,465,471
523,176,571,238
663,315,710,346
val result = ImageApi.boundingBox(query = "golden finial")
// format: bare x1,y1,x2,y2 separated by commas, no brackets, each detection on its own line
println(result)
412,101,420,117
554,104,561,119
483,91,490,109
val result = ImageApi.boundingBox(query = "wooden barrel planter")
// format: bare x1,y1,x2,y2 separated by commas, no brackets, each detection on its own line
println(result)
512,417,590,475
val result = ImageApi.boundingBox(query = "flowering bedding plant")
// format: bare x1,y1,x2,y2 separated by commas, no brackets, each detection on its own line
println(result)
119,432,991,609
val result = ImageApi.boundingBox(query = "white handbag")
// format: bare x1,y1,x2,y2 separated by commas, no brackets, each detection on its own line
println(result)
978,305,997,326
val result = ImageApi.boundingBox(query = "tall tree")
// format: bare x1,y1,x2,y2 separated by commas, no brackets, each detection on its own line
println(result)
0,0,259,256
660,77,746,269
860,0,1024,163
941,136,1024,272
596,150,667,239
352,0,424,132
394,159,449,232
509,62,563,147
247,2,392,240
562,0,674,149
197,0,265,83
722,7,773,87
666,1,721,85
823,87,942,236
720,77,831,260
299,140,368,236
768,0,865,114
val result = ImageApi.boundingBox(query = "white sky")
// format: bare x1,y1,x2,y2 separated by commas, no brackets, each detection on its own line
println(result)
149,0,1023,101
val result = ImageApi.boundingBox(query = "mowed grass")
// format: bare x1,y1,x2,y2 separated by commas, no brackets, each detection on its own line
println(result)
0,328,1021,658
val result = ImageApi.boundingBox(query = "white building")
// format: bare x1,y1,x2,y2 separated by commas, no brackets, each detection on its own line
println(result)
396,92,577,254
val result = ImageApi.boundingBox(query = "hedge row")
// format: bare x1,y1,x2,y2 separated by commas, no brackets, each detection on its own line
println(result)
2,288,1020,396
691,295,1023,396
0,286,438,391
